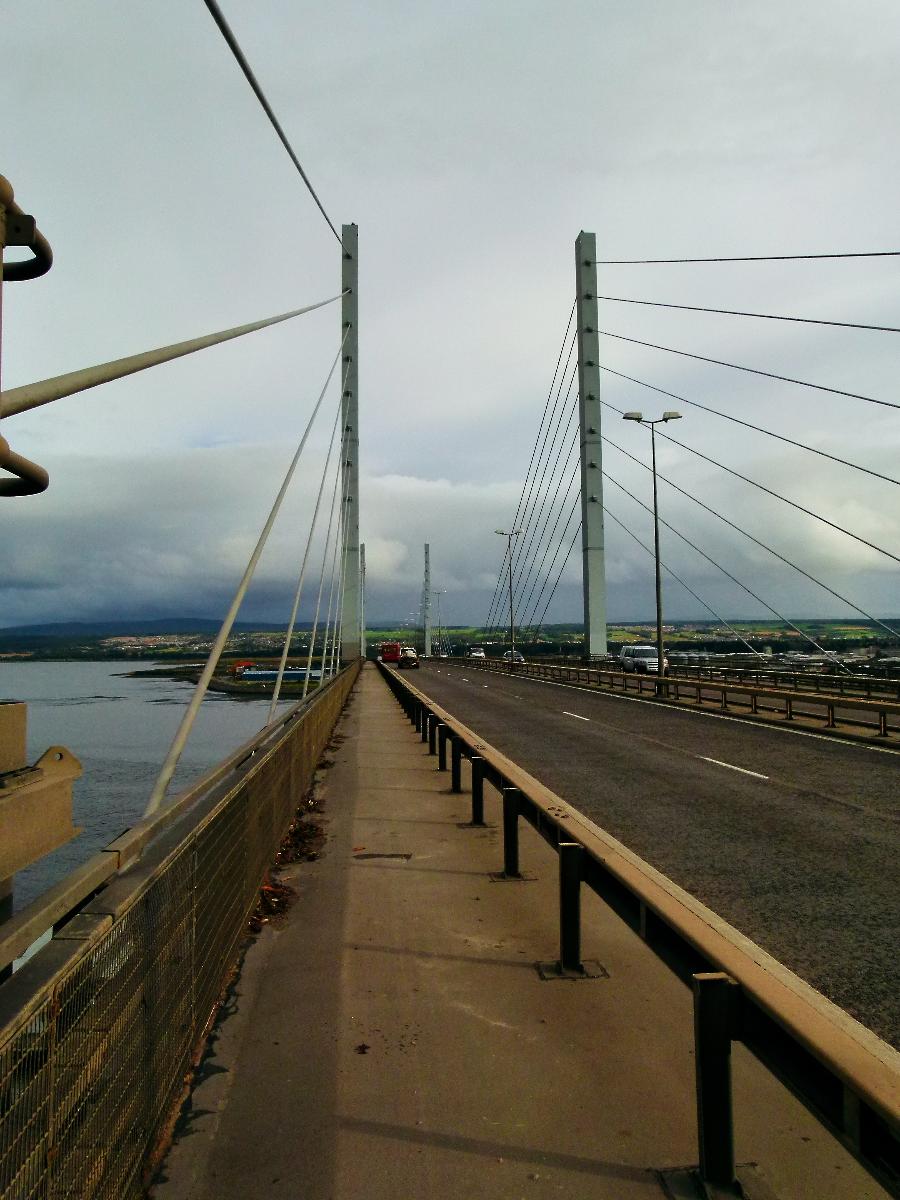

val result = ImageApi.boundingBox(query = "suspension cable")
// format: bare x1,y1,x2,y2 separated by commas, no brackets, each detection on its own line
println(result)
203,0,341,245
532,522,581,638
602,506,768,659
600,398,900,566
302,433,349,698
518,456,580,630
603,433,900,640
495,359,577,628
0,292,346,418
598,328,900,412
597,294,900,335
600,364,899,486
265,356,350,722
145,334,346,815
595,251,900,265
484,306,576,630
510,391,579,613
602,470,853,669
522,490,581,638
514,427,579,616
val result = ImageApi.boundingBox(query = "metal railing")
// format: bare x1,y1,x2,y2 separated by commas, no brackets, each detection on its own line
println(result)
450,656,900,741
667,662,900,702
0,660,360,1200
379,661,900,1196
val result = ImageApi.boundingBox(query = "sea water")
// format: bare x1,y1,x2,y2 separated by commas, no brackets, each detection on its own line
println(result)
1,660,294,909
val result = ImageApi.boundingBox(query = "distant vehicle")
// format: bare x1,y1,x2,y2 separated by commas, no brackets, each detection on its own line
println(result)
398,646,419,669
380,641,402,664
501,650,525,663
468,647,486,659
619,644,667,674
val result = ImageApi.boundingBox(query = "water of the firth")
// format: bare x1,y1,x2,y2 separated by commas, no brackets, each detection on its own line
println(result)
1,661,295,910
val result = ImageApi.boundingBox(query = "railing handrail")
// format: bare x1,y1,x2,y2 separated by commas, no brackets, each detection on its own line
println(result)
380,662,900,1193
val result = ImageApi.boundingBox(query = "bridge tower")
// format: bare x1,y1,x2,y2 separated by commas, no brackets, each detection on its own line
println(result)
575,231,607,656
340,224,362,660
423,543,432,657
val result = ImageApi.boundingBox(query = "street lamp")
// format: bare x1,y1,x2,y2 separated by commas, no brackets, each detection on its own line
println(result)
622,410,682,696
494,528,521,661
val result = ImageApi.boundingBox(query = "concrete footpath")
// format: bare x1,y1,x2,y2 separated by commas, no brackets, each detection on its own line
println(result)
153,664,887,1200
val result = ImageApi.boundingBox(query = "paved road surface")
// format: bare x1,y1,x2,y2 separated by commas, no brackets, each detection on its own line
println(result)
413,661,900,1048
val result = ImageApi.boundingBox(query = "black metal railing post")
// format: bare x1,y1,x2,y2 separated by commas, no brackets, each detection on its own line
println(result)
451,736,462,792
437,724,448,771
502,787,520,877
420,707,430,742
559,842,583,973
428,714,437,755
470,757,485,825
693,972,739,1189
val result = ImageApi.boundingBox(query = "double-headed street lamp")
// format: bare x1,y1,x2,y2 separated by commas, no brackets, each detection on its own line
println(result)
622,410,682,696
494,528,521,659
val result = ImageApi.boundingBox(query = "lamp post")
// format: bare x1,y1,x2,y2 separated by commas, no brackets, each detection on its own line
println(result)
622,410,682,696
494,528,521,661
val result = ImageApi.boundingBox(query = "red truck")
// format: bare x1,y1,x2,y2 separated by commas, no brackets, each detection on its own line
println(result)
380,641,402,664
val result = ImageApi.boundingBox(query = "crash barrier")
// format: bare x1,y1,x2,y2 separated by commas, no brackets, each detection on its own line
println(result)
379,661,900,1196
453,656,900,742
0,659,361,1200
666,663,900,703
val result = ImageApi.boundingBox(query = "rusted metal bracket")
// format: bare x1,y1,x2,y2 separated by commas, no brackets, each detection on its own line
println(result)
0,744,82,882
0,175,53,280
0,434,50,496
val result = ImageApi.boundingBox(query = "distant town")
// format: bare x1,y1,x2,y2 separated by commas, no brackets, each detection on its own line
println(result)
0,617,898,666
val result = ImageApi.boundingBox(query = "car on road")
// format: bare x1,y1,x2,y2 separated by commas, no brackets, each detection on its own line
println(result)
619,644,667,674
501,650,525,663
398,646,420,669
468,647,486,659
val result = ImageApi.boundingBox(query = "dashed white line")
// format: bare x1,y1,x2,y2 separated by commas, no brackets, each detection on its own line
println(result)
563,711,591,722
699,756,768,780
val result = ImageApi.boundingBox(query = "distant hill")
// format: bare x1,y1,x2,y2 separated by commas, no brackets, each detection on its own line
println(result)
0,618,306,639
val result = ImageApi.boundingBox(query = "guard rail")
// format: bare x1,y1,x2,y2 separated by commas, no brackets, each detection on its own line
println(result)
0,659,360,1199
379,661,900,1196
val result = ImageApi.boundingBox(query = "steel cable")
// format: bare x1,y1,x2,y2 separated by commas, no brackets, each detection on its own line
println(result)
145,333,346,815
522,489,581,639
265,353,350,722
600,398,900,566
602,506,768,659
599,364,900,486
510,391,579,614
484,314,576,631
598,328,900,411
595,251,900,265
513,427,579,617
602,470,853,669
603,433,900,641
597,294,900,335
203,0,342,244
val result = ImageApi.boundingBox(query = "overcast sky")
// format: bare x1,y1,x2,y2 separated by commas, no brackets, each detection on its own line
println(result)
2,1,899,631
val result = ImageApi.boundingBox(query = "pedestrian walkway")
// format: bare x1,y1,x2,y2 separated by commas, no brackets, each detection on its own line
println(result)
153,664,887,1200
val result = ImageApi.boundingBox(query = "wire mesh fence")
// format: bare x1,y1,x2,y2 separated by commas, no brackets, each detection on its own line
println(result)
0,660,360,1199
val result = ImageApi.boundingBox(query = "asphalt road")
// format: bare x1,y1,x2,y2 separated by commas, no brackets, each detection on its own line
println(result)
412,660,900,1049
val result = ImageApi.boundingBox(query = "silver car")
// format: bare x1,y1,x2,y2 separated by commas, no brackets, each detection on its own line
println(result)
619,644,667,674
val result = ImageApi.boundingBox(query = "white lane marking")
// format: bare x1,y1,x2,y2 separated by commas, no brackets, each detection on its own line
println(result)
461,677,470,682
563,711,591,722
483,685,489,688
700,756,768,780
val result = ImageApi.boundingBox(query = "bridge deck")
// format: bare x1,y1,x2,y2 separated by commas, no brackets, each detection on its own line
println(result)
153,664,887,1199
